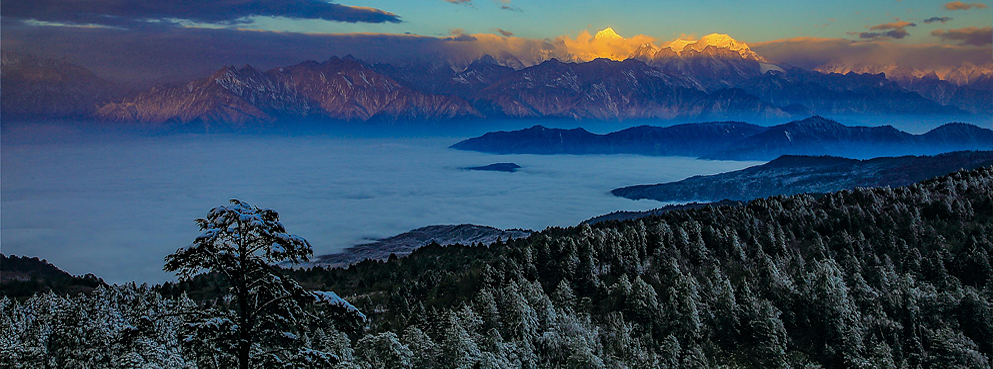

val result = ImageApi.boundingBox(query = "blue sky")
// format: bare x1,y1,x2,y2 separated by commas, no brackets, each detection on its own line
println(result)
239,0,989,44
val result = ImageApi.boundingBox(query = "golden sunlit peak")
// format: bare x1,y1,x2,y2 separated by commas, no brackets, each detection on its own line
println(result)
663,39,694,53
693,33,749,52
593,27,623,40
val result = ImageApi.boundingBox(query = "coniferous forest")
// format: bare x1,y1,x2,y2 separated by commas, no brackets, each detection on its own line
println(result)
4,166,993,369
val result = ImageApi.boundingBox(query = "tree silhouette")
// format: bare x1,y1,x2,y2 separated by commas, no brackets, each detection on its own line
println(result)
164,199,363,369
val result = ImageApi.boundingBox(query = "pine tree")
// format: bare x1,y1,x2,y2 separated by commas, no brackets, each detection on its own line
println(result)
164,199,364,369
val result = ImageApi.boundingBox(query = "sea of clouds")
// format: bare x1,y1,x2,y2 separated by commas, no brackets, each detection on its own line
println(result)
1,128,759,283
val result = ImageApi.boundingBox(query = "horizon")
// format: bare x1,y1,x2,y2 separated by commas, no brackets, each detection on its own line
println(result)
2,0,991,86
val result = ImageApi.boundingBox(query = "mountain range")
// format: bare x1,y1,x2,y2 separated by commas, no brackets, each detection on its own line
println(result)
3,33,990,125
611,150,993,203
451,116,993,160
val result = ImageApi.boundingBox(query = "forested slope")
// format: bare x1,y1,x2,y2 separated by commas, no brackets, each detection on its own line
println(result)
289,165,993,368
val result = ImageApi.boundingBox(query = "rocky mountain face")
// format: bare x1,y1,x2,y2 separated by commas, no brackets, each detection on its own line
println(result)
453,116,993,160
811,61,993,115
96,57,482,125
612,150,993,203
306,224,532,269
1,52,126,120
470,58,788,120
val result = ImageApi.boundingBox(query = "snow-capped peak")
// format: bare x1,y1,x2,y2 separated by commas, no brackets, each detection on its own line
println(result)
594,27,623,40
663,39,694,53
691,33,744,51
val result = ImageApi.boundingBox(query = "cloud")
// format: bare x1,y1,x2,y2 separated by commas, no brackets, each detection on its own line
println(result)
1,132,758,283
944,1,988,10
447,28,478,41
854,19,915,40
931,26,993,46
0,0,402,28
870,21,917,30
922,16,953,23
495,0,522,12
857,29,911,40
558,28,657,61
496,28,514,37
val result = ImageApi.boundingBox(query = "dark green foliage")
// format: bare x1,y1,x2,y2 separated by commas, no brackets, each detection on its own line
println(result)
0,255,105,300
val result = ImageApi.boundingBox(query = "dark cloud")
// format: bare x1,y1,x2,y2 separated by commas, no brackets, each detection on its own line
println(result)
932,26,993,46
858,29,911,40
944,1,988,10
495,0,522,12
1,23,445,86
496,28,514,37
0,0,401,28
923,16,953,23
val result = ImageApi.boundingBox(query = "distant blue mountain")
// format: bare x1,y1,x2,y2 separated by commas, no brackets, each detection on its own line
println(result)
452,116,993,160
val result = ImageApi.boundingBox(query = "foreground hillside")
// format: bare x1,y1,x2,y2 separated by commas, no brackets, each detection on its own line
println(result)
4,166,992,368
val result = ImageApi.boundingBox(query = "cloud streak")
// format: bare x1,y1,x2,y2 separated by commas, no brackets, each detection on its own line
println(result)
857,29,911,40
944,1,988,10
856,19,915,40
922,16,953,23
870,21,916,30
932,26,993,46
1,0,402,28
495,0,522,12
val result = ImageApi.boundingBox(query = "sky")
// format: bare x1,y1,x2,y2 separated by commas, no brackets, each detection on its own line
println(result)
1,0,991,84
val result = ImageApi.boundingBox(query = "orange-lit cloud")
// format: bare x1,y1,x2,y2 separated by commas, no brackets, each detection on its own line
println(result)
556,27,657,61
855,19,915,40
944,1,988,10
931,26,993,46
870,21,916,30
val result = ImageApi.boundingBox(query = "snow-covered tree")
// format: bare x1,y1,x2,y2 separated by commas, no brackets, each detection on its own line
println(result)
164,199,364,369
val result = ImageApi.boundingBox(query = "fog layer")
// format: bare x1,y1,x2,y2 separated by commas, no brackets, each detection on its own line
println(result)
2,132,758,283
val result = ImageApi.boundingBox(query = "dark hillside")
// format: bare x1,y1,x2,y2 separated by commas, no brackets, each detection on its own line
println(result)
266,165,993,368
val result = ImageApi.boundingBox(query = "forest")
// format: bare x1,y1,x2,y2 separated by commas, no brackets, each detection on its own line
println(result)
3,165,992,368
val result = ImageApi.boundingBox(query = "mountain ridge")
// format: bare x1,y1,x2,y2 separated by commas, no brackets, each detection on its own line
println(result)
452,116,993,160
612,150,993,202
3,51,987,125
